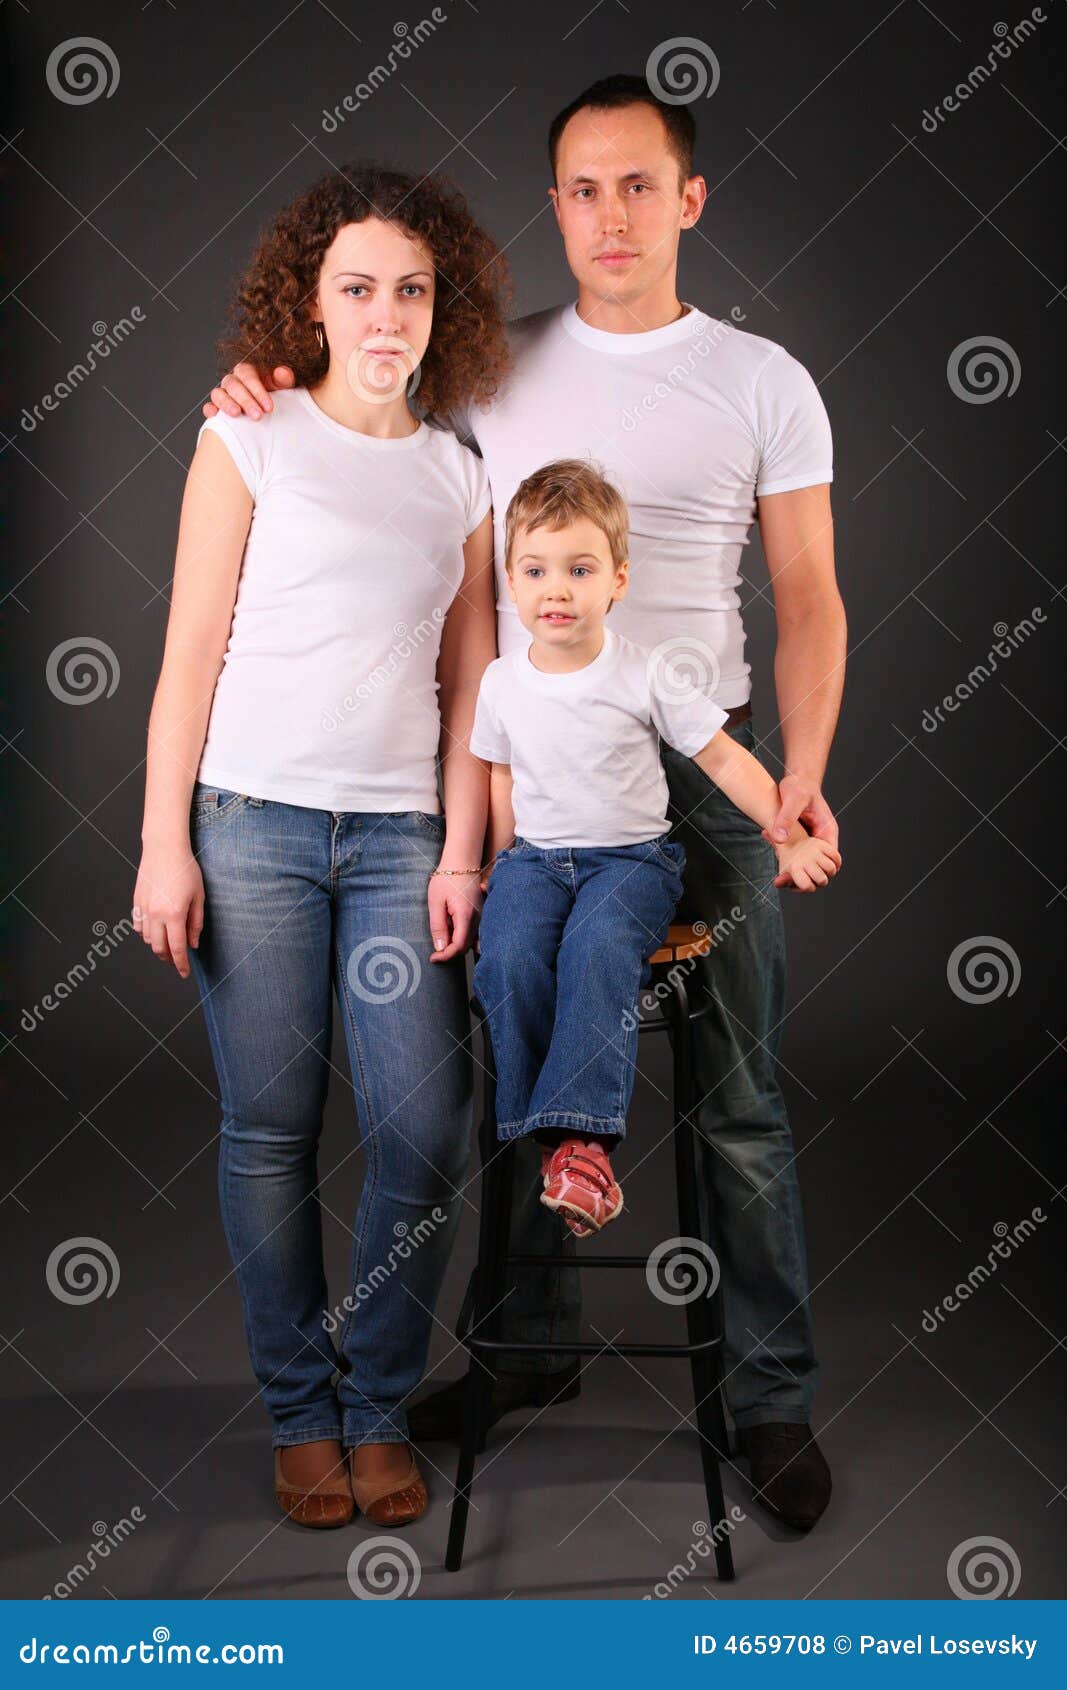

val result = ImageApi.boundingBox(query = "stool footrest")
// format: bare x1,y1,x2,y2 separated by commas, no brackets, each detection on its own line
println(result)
506,1253,648,1268
465,1335,722,1359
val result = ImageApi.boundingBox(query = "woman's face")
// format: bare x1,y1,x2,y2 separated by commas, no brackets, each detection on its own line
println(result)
311,215,435,404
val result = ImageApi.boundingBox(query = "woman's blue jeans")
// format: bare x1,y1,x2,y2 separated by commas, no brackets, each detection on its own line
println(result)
188,785,473,1450
472,835,685,1140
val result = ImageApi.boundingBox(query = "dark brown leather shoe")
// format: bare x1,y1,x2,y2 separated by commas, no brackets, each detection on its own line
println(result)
737,1422,832,1531
273,1446,354,1529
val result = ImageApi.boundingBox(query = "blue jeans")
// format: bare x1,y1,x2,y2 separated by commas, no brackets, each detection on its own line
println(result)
482,720,818,1430
187,785,473,1449
472,835,685,1141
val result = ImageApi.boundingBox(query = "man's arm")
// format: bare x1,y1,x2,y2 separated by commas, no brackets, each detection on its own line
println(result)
758,482,846,870
203,362,294,420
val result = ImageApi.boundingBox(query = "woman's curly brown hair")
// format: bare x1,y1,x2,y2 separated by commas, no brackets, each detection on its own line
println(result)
217,161,513,420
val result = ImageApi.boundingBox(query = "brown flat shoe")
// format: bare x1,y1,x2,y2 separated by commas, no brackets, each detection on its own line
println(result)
348,1446,428,1526
273,1446,354,1529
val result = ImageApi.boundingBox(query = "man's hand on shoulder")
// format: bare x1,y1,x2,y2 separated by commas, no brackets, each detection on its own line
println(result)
202,363,296,421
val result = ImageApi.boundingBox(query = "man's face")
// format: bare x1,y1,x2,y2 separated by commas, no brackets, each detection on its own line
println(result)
548,103,705,313
507,516,628,647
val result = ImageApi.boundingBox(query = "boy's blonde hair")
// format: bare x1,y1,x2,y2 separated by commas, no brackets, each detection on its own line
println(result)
504,458,629,572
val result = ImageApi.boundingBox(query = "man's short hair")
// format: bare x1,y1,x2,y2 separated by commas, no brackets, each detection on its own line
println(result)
504,458,629,572
547,73,696,190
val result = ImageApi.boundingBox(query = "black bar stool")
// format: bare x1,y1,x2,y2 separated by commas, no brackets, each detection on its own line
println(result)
445,923,736,1581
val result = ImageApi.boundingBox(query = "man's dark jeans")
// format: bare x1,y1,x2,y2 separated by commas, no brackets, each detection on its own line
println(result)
467,718,817,1430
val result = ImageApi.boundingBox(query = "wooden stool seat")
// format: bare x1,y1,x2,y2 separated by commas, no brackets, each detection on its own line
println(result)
648,921,711,966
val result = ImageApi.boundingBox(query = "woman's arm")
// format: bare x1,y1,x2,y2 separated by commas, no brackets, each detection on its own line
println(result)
133,432,252,975
428,507,497,960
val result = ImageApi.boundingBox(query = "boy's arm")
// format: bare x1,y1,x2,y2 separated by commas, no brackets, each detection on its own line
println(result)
691,731,807,843
691,730,842,892
486,763,515,865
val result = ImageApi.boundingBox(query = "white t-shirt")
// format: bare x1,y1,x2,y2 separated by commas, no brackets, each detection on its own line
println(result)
195,387,490,811
454,303,833,708
469,627,729,849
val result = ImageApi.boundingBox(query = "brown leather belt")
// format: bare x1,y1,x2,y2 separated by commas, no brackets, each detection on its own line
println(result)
721,701,753,729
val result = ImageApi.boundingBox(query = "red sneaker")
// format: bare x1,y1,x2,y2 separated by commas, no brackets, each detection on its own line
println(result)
539,1139,623,1237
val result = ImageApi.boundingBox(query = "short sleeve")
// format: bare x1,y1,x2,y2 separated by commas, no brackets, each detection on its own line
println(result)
648,675,729,758
754,349,833,497
469,670,511,763
460,441,491,537
197,412,267,499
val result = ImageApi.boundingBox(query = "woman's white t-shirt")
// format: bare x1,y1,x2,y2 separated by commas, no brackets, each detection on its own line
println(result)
196,387,490,812
469,627,728,849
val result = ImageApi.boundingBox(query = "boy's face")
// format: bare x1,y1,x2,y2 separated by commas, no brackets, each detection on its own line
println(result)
548,103,705,313
507,516,628,648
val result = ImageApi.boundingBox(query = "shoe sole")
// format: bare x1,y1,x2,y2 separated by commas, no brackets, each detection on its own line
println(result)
540,1188,623,1234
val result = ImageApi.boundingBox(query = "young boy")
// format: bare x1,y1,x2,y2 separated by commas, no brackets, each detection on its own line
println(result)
469,460,840,1238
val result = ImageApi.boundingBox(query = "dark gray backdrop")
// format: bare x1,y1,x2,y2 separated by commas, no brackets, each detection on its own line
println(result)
4,0,1063,1601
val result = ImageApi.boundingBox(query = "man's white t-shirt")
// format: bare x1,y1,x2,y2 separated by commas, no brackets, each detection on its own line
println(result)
469,627,729,849
455,303,833,709
196,387,490,812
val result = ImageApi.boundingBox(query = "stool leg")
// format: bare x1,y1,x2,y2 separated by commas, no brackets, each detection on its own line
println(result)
669,979,736,1582
446,1014,514,1572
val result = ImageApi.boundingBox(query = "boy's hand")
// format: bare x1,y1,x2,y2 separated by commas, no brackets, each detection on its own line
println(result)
765,776,839,891
772,833,842,893
203,362,295,421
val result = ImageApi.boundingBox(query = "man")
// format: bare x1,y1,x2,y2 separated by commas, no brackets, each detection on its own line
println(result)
204,74,846,1531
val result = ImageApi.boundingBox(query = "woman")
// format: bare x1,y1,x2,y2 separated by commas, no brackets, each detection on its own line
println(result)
132,162,510,1528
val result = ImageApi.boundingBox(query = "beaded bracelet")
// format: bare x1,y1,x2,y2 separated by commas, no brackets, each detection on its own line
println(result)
429,866,485,877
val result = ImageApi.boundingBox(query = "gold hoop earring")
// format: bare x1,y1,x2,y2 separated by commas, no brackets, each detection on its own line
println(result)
313,322,325,352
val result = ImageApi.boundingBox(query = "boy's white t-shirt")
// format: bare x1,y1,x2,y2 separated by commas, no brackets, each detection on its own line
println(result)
469,627,729,849
195,387,490,812
454,303,833,709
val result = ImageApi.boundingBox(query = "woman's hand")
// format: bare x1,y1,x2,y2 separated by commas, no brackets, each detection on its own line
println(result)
132,844,206,979
427,870,483,961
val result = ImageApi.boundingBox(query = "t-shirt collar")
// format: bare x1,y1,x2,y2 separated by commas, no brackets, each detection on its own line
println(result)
561,300,705,356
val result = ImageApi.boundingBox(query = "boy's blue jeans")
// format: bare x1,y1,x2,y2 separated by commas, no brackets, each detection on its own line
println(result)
472,835,686,1141
474,719,818,1431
